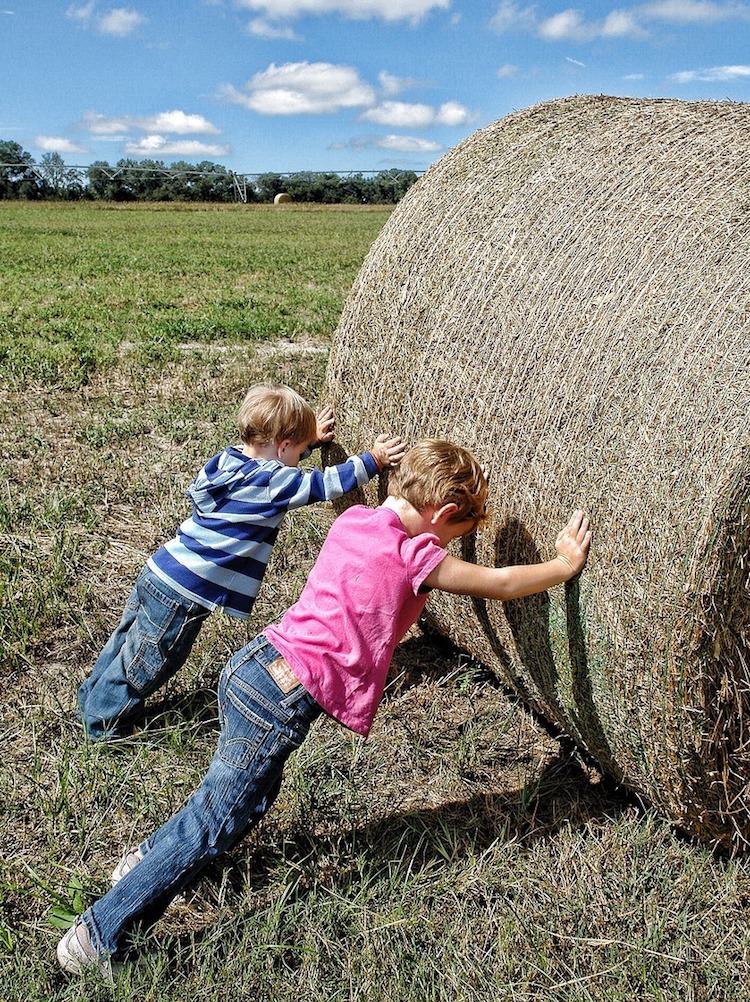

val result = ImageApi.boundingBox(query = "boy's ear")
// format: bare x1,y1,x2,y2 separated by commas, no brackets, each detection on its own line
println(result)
276,437,293,458
431,502,460,525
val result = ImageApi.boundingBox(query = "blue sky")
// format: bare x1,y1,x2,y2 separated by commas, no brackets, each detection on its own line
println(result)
3,0,750,175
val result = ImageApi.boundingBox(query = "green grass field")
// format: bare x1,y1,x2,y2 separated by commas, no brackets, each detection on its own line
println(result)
2,201,750,1001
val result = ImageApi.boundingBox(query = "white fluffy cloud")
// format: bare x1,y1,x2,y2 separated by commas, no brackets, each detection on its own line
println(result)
35,135,89,154
220,62,376,115
377,134,443,152
641,0,748,21
537,9,588,40
81,110,220,135
436,100,474,126
671,63,750,81
536,7,646,40
99,7,145,35
246,17,301,39
139,111,220,134
492,0,749,39
378,70,422,96
234,0,449,23
491,1,537,33
123,136,230,157
360,99,473,128
222,64,474,126
334,133,443,152
77,110,227,158
66,3,146,36
360,101,435,127
80,112,129,135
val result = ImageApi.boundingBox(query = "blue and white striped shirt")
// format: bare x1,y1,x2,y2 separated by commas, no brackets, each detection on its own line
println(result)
147,445,378,619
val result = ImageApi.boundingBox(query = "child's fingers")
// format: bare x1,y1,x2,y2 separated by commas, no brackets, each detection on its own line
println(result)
565,510,591,543
555,511,592,572
375,433,403,448
576,517,591,547
315,406,335,444
567,509,584,530
373,435,406,467
371,434,406,467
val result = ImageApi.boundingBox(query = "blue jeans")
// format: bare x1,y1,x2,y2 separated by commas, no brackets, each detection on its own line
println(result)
78,566,210,740
82,634,322,958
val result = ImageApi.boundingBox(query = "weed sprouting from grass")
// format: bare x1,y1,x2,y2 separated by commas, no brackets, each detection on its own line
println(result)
0,527,84,670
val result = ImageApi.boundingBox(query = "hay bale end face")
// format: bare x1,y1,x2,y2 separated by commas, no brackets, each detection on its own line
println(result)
326,95,750,852
273,192,293,205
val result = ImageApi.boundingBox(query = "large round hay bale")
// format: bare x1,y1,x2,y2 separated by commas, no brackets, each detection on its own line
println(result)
326,95,750,853
273,192,292,205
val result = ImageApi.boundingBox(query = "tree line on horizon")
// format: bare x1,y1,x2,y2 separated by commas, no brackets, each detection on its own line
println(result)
0,140,419,204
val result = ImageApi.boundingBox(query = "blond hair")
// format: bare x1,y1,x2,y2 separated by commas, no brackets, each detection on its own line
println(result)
388,440,488,526
237,384,317,446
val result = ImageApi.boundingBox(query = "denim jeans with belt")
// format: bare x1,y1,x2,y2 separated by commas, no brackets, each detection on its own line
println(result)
83,634,322,958
78,566,211,741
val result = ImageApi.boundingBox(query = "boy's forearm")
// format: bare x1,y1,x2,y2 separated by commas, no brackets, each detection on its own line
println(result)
424,554,575,601
486,558,574,600
424,511,590,600
303,452,378,503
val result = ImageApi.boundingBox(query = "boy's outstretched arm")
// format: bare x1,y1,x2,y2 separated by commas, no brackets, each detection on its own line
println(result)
424,510,592,601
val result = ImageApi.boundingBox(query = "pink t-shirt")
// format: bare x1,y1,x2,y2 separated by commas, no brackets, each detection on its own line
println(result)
265,504,447,736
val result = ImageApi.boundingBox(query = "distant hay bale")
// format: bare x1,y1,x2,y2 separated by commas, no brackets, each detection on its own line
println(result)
326,95,750,853
274,192,293,205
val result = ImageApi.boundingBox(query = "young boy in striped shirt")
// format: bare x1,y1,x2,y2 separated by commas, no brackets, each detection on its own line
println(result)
77,383,405,742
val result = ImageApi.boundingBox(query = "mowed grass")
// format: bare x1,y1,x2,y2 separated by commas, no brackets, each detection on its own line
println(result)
2,201,750,1001
0,201,381,386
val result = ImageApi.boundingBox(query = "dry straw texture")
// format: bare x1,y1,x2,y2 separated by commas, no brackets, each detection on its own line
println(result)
326,95,750,853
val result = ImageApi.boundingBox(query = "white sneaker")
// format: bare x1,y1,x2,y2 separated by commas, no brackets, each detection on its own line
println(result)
56,918,119,978
111,847,142,886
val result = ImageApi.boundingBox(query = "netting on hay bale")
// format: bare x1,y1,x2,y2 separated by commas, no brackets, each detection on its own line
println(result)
325,95,750,853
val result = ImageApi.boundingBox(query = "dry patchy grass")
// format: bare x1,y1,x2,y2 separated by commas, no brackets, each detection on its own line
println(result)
2,204,750,1000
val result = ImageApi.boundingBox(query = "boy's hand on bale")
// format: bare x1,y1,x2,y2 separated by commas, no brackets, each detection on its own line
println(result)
371,434,407,470
555,510,592,578
314,406,335,446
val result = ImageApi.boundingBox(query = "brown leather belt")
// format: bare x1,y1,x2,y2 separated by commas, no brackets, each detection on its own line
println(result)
266,657,300,693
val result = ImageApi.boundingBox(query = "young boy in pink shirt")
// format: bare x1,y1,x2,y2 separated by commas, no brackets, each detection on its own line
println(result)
57,439,592,977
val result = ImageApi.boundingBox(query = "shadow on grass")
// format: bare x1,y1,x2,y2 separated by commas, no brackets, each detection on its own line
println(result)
284,749,634,872
178,748,637,928
119,627,639,947
116,623,643,964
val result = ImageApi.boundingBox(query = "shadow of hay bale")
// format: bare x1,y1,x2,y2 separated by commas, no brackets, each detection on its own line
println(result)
172,753,634,926
326,94,750,853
